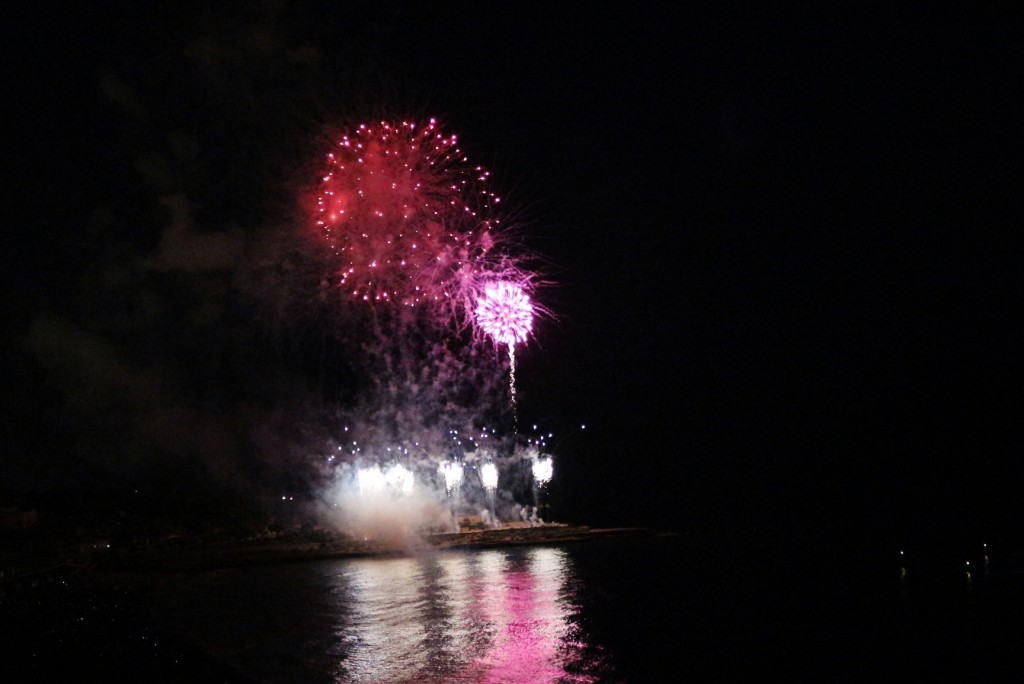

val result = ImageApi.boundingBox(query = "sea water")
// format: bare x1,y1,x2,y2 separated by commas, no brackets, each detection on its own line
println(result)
142,533,1024,682
7,533,1024,682
147,542,631,682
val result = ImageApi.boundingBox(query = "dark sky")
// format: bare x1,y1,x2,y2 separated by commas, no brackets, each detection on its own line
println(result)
4,3,1022,538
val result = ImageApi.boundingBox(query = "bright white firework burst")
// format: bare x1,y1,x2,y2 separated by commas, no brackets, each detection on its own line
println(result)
475,282,534,346
384,464,415,496
358,464,414,496
532,456,553,485
480,462,499,491
439,461,464,497
357,465,387,494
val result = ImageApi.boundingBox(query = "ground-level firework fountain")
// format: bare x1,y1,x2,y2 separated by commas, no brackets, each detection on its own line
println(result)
532,456,553,522
440,460,465,532
481,461,499,526
357,465,386,495
384,464,415,496
357,464,415,498
320,431,566,543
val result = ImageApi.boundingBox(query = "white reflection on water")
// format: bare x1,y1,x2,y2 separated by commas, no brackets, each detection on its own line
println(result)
335,547,601,683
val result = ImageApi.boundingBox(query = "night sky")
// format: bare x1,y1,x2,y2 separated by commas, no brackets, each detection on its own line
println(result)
4,3,1022,543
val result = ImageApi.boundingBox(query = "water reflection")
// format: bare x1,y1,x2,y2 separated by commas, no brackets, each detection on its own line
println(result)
335,547,602,682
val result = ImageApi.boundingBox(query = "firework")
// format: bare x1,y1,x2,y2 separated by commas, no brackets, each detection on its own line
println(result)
481,461,499,526
532,456,553,485
357,465,387,494
384,463,415,496
474,282,534,346
312,119,504,317
439,460,465,497
480,462,499,491
474,280,535,429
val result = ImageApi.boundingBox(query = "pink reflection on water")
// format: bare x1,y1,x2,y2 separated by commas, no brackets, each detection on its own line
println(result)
458,547,597,683
335,547,604,682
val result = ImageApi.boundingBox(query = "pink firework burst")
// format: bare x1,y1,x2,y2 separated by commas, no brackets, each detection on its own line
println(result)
312,118,502,310
475,282,534,346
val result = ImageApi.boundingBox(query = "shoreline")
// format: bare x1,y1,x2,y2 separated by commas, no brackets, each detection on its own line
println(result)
83,524,667,575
